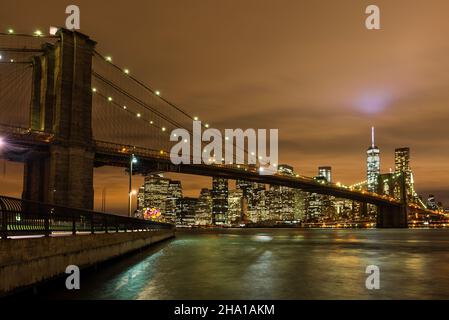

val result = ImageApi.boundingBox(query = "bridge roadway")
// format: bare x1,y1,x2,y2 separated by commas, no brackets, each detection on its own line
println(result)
0,124,401,209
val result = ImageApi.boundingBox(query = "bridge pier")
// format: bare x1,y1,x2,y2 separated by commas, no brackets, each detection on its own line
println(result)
22,154,50,203
48,145,95,209
377,205,408,228
22,29,96,209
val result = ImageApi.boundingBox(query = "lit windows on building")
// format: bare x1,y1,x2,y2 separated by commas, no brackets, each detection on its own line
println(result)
137,175,183,223
367,127,380,193
278,164,295,177
228,189,244,225
166,180,183,224
177,197,197,227
212,177,229,225
394,147,414,199
318,166,332,183
195,188,213,226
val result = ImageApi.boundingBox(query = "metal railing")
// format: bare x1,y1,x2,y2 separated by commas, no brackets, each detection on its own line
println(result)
0,195,174,239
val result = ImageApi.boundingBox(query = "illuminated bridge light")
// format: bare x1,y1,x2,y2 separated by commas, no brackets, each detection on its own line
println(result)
7,29,14,34
34,30,43,37
0,55,2,60
149,120,154,124
194,117,199,121
205,124,210,128
123,106,127,110
92,88,97,93
108,97,113,102
161,127,166,132
105,56,112,62
137,113,141,118
124,69,130,74
155,91,161,96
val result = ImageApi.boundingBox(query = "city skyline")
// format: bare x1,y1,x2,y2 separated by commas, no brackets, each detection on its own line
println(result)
1,0,449,214
132,135,444,227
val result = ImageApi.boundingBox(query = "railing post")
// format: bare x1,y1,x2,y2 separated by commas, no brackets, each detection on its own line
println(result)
104,216,108,234
91,214,95,234
44,206,50,237
72,213,76,236
1,210,7,240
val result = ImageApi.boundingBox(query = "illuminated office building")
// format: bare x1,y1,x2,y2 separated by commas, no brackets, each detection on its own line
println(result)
166,180,183,224
195,188,213,226
137,175,183,223
228,189,244,225
177,197,197,227
367,127,380,193
394,147,414,199
318,166,332,183
426,194,439,211
278,164,295,176
212,177,229,225
136,186,145,218
143,175,170,215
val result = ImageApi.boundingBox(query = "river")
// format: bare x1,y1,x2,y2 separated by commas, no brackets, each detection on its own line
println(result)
43,229,449,300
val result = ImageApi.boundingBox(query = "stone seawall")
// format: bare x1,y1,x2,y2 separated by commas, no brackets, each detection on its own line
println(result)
0,230,175,295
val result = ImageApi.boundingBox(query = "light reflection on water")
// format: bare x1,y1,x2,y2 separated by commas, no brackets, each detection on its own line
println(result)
46,229,449,300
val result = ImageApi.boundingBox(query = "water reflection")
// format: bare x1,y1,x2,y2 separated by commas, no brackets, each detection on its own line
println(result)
45,229,449,300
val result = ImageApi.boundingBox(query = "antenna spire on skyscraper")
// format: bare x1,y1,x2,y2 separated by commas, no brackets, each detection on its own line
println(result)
371,126,375,148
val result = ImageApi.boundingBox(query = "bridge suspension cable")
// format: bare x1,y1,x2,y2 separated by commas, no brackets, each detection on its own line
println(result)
92,50,252,163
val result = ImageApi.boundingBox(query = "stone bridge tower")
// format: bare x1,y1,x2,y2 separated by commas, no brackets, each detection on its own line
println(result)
22,29,96,209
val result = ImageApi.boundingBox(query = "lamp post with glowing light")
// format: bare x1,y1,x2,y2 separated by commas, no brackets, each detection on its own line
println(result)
128,154,138,217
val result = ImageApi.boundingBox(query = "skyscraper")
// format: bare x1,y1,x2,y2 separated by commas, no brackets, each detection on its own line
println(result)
177,197,197,227
278,164,295,176
166,180,183,224
143,175,170,215
137,175,183,223
228,189,244,225
366,127,380,193
212,177,229,225
394,147,414,199
318,166,332,183
426,194,438,211
195,188,213,226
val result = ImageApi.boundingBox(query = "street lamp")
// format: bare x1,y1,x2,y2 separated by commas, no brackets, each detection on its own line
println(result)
129,189,138,218
128,154,138,217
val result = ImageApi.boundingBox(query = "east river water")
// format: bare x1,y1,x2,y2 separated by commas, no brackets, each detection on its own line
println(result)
43,229,449,299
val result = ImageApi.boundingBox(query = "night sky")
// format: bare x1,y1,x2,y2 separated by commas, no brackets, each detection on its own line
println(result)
1,0,449,214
